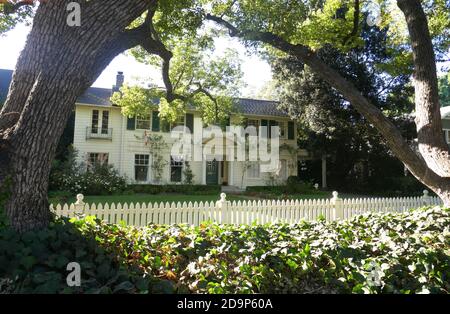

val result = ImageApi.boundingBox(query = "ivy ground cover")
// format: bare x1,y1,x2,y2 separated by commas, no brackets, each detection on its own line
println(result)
0,207,448,293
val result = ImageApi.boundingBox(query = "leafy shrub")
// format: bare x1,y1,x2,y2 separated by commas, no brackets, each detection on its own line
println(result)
58,164,127,196
49,147,127,196
1,207,448,294
129,184,220,195
0,216,162,293
246,180,320,196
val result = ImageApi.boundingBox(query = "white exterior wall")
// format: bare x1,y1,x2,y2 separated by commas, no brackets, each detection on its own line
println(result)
73,103,298,188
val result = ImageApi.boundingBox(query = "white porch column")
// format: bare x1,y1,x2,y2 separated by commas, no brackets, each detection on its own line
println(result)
321,154,327,189
202,159,206,185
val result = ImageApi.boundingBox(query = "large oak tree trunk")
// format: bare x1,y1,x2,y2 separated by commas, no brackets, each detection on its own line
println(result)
0,0,154,232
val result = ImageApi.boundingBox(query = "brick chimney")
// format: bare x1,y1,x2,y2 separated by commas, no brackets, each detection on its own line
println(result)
112,71,124,93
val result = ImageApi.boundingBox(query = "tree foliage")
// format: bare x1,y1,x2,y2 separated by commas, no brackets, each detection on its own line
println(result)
272,23,417,189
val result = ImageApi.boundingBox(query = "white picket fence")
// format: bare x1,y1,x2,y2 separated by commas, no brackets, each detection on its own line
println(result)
50,190,443,226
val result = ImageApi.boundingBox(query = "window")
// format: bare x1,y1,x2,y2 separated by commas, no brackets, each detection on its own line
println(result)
247,162,260,178
101,111,109,134
135,154,150,182
171,115,185,130
170,156,183,182
87,153,109,170
278,121,286,139
246,119,259,135
136,112,151,130
91,110,109,134
91,110,99,134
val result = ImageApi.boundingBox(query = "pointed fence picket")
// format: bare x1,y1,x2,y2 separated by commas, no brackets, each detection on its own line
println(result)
50,190,443,227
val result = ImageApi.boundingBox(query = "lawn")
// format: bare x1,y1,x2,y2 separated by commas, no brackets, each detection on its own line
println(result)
49,193,249,206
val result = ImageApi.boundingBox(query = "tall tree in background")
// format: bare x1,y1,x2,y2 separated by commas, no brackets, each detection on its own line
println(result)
272,24,417,191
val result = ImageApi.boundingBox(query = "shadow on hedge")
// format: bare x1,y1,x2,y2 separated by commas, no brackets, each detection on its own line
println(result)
0,216,168,294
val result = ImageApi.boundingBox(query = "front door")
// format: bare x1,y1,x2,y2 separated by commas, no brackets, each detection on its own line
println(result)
206,159,219,185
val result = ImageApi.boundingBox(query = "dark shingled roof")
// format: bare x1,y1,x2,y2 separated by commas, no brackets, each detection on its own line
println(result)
77,87,113,106
0,68,287,117
235,98,287,117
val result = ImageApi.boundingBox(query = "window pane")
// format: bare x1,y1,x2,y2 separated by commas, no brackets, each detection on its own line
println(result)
170,156,183,182
136,113,151,130
101,111,109,134
91,110,99,133
135,154,149,181
87,153,108,170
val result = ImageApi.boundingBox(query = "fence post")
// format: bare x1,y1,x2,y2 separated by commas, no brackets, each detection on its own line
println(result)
74,193,85,215
422,190,430,206
331,191,344,221
216,193,229,224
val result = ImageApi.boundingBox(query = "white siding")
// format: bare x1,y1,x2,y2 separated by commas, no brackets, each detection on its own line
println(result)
73,104,299,188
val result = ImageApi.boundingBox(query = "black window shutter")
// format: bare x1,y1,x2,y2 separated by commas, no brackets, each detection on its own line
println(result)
288,121,295,140
126,116,136,130
152,111,160,132
161,120,170,133
269,120,278,138
186,113,194,133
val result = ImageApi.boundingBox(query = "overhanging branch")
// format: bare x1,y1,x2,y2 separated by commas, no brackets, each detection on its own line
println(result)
205,13,450,189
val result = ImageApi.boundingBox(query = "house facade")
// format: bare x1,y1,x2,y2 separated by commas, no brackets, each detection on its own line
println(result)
72,72,304,188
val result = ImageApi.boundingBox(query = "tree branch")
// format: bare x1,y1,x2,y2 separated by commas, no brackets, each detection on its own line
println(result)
2,0,33,15
205,13,450,190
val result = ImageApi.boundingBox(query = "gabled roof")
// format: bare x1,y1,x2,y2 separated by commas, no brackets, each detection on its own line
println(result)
236,98,286,117
77,87,114,106
0,68,288,117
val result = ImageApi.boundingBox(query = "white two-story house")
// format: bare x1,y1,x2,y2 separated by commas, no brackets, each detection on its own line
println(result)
72,72,304,188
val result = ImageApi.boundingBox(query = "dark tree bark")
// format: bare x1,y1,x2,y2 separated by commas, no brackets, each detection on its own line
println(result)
206,0,450,205
0,0,160,232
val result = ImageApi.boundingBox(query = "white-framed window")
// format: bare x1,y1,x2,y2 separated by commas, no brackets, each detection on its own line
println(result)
87,153,109,170
444,129,450,144
170,156,184,183
135,154,150,182
247,162,260,178
136,112,151,130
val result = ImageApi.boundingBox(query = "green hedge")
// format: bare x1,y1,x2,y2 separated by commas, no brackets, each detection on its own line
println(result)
128,184,221,195
1,207,449,293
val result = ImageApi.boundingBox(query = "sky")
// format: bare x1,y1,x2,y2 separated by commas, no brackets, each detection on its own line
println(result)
0,23,273,98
